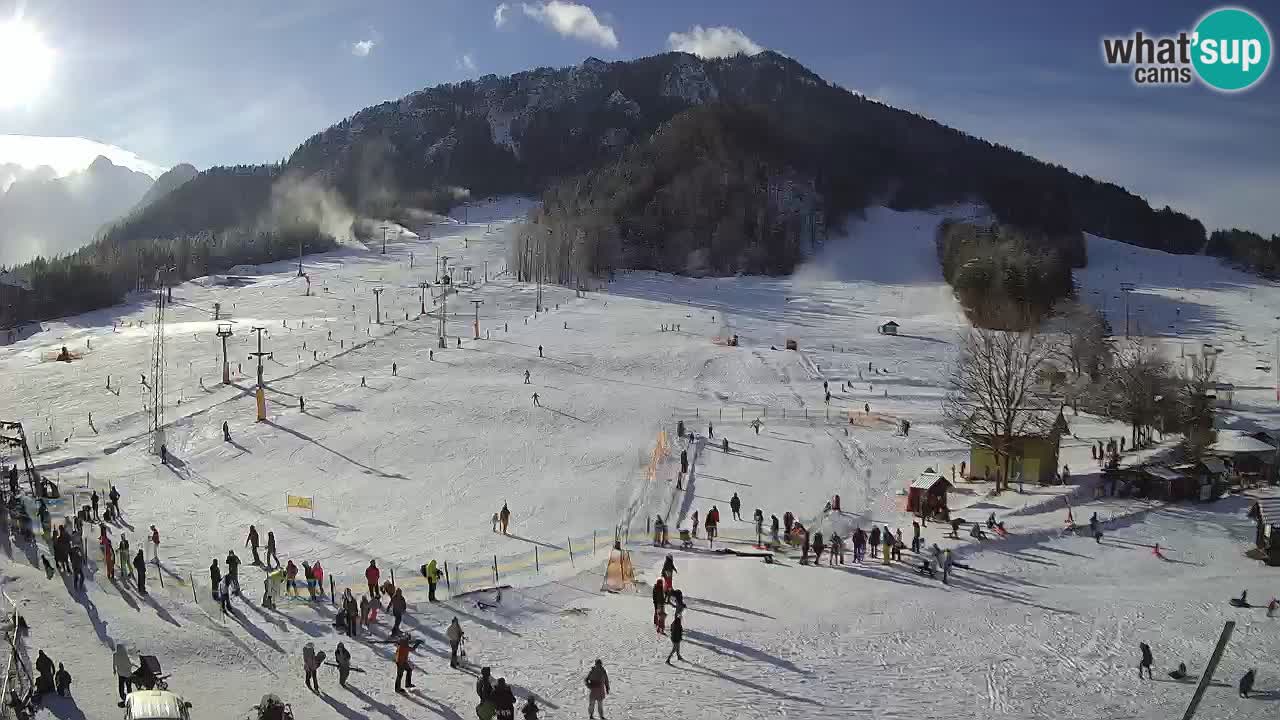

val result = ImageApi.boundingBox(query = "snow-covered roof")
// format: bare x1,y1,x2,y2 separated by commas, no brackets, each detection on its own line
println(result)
1209,430,1278,455
1144,465,1183,481
1252,495,1280,526
1201,457,1228,475
881,320,899,327
910,473,951,490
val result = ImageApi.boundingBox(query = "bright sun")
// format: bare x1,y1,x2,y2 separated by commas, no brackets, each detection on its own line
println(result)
0,20,55,109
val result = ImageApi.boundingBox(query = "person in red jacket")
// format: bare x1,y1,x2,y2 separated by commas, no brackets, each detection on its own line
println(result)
366,560,381,601
312,561,325,599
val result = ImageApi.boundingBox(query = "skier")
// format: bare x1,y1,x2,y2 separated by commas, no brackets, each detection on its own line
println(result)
365,560,381,600
654,601,667,635
226,550,241,595
109,484,121,517
299,396,305,412
359,595,372,633
133,549,146,595
1138,642,1154,679
531,392,540,407
524,370,531,384
800,529,810,564
691,510,699,539
770,514,780,545
652,579,666,615
392,362,397,376
313,560,325,599
70,544,86,590
335,642,352,688
303,561,315,599
912,521,921,553
499,503,511,534
423,559,442,602
102,534,116,580
812,531,825,565
730,493,742,521
666,615,685,664
538,345,543,358
34,651,54,701
1240,668,1256,698
285,560,298,595
342,590,358,636
389,588,407,636
223,421,231,442
91,490,100,521
680,449,688,475
704,506,719,547
869,526,881,558
853,527,866,562
708,422,714,438
303,642,321,693
722,438,729,453
783,511,794,538
446,618,464,668
265,531,279,569
246,525,261,565
753,508,764,542
830,533,844,565
113,643,133,706
586,660,610,719
209,559,222,601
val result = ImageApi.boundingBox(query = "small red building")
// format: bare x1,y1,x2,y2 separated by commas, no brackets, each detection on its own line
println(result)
907,469,953,521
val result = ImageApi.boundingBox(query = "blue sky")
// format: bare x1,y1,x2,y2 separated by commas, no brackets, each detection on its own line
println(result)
1,0,1277,235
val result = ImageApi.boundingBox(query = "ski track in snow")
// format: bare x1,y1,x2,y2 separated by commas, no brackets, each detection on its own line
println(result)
2,202,1279,719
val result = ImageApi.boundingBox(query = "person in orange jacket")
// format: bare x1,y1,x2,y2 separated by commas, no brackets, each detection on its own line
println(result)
394,636,415,693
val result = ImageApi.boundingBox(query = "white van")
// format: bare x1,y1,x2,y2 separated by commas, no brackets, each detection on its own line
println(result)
123,690,193,720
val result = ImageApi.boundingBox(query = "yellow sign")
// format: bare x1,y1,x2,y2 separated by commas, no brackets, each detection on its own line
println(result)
286,494,314,511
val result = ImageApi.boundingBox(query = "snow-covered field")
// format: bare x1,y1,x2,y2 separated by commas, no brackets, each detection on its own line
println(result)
2,200,1277,719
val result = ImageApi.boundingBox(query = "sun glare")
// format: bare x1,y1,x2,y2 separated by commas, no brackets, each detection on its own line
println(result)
0,20,55,109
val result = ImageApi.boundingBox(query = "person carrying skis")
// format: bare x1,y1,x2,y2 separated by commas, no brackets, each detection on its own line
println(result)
335,642,352,688
586,660,610,719
730,493,742,521
1138,642,1154,679
246,525,261,565
394,636,415,693
365,560,381,600
389,588,408,636
446,617,464,668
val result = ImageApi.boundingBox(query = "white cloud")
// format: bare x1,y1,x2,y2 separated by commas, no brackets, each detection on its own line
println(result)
0,135,166,178
457,53,477,73
351,39,376,57
667,25,763,59
520,1,618,49
494,3,510,28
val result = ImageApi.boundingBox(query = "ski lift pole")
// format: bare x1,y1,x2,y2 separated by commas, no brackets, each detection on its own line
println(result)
492,555,498,585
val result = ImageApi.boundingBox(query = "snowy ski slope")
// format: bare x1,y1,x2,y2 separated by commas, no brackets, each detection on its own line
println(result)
1,201,1277,719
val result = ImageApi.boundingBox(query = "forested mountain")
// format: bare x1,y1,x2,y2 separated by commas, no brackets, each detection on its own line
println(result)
131,163,198,213
1,51,1245,323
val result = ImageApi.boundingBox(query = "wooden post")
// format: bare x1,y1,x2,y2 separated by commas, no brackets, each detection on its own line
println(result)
329,576,335,603
567,538,575,568
444,562,452,592
593,530,597,554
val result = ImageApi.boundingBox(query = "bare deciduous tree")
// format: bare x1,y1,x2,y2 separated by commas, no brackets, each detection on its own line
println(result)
1051,300,1111,379
1176,356,1217,460
943,328,1058,493
1104,341,1171,447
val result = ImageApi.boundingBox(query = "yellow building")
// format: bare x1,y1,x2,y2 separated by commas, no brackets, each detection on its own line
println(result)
968,407,1069,485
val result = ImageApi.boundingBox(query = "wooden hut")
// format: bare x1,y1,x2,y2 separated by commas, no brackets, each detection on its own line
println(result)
1247,494,1280,565
907,469,953,521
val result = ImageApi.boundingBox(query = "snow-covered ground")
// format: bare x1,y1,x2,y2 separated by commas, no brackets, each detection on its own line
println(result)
2,201,1278,719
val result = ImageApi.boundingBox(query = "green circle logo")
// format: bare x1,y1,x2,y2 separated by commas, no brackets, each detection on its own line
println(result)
1192,7,1272,91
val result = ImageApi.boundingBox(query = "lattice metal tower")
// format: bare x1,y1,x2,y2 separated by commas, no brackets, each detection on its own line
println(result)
148,271,167,453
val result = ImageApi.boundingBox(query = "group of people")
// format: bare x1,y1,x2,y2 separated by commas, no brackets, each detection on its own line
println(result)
651,555,687,666
1139,642,1258,698
492,503,512,534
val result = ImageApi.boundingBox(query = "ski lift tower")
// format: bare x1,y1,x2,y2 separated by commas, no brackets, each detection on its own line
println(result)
216,323,234,384
148,268,172,455
0,420,39,498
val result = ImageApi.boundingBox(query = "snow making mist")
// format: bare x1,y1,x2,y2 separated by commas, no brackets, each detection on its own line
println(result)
265,173,357,242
